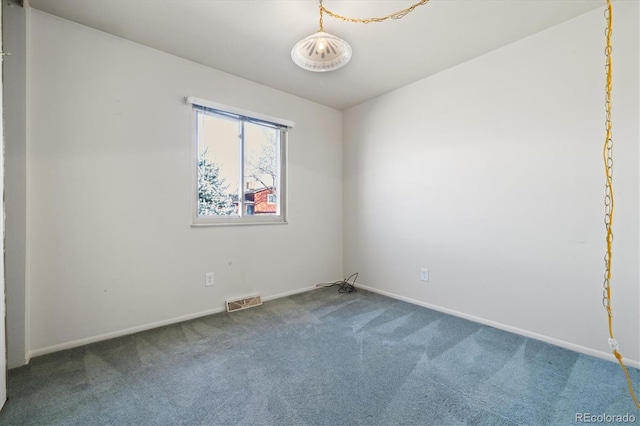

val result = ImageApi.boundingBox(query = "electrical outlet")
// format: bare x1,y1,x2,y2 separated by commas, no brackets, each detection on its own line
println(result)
420,268,429,282
205,272,215,287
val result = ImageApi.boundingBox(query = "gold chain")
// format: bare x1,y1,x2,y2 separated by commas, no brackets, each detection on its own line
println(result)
603,0,614,322
602,0,640,409
320,0,430,25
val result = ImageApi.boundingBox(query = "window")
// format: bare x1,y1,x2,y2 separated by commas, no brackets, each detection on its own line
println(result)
187,97,294,226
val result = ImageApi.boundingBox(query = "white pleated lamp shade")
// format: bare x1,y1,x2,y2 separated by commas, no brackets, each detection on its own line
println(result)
291,31,352,72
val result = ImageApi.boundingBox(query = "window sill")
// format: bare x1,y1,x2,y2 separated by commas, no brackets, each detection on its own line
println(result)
191,218,288,227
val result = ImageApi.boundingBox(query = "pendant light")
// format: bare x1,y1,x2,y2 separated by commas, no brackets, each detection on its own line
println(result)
291,0,431,72
291,0,352,72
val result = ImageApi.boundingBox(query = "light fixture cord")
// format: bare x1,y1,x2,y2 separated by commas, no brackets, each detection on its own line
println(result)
321,0,430,24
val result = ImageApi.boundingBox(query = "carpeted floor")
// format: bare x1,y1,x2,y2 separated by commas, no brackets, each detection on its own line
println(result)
1,288,638,425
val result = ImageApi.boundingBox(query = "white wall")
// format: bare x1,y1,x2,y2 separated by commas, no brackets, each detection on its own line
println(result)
22,4,640,367
343,3,639,366
27,10,343,357
3,0,28,368
0,0,8,408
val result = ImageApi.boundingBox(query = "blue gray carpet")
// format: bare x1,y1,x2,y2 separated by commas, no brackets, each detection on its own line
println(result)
1,288,638,425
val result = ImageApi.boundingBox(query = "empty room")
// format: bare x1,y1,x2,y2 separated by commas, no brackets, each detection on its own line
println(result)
1,0,639,424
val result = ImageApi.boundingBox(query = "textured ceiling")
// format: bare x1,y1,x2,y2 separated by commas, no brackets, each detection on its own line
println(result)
28,0,604,110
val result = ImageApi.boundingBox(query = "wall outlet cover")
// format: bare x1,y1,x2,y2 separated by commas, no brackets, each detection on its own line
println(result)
205,272,215,287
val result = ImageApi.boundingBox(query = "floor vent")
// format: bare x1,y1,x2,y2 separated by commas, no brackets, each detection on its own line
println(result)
226,295,262,313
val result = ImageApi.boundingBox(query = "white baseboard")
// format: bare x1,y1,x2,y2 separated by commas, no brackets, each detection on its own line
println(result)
27,285,319,361
356,283,640,369
28,306,226,359
26,283,638,370
261,285,318,302
8,356,30,369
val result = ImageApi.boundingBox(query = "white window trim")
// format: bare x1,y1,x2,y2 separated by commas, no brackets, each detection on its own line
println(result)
186,96,295,129
187,97,293,227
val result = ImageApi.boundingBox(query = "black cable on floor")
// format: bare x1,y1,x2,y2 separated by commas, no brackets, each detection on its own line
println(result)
316,272,358,293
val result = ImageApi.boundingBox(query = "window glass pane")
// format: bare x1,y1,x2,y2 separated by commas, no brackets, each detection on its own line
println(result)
192,99,289,226
243,122,278,216
197,112,239,216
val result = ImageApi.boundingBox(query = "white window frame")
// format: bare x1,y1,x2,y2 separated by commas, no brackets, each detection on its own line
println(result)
187,96,294,226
